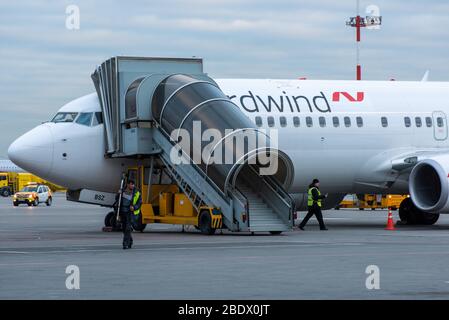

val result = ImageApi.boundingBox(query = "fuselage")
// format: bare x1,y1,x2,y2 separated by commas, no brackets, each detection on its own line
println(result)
8,79,449,199
0,159,25,173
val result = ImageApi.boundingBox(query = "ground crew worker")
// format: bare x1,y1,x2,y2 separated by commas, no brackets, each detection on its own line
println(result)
116,180,142,249
299,178,328,231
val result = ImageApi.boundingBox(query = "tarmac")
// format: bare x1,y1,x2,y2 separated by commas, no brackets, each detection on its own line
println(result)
2,193,449,299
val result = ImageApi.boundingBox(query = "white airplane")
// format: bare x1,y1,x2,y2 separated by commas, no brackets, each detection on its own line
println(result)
0,159,25,173
8,78,449,226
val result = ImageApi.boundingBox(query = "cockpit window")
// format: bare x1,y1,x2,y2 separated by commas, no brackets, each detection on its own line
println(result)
92,112,104,126
75,112,93,126
51,112,78,123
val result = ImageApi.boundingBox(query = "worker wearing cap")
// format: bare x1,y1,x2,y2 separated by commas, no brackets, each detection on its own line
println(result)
116,180,142,249
299,179,328,231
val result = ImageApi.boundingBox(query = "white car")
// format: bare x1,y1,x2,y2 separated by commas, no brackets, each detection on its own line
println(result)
13,184,53,207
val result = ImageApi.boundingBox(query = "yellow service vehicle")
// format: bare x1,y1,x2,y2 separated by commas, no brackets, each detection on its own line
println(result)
106,166,222,234
336,194,409,210
0,172,10,196
0,172,65,197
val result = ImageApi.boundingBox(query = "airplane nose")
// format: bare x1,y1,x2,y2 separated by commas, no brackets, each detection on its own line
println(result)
8,124,54,177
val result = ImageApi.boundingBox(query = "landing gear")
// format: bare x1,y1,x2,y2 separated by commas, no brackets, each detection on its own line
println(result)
104,211,122,231
399,198,440,225
198,210,216,235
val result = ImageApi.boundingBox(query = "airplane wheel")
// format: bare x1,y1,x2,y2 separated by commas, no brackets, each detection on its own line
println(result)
399,198,418,224
198,210,216,235
417,212,440,225
399,198,439,225
104,211,114,227
105,211,123,231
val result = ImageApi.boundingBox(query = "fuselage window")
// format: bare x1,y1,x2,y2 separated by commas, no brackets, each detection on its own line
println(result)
293,116,300,127
92,112,104,126
381,117,388,127
404,117,411,128
332,117,339,127
267,116,275,127
306,117,313,127
51,112,78,123
356,117,363,127
344,117,351,127
255,116,262,127
280,116,287,127
319,117,326,128
426,117,433,127
75,112,93,126
415,117,422,128
437,117,444,128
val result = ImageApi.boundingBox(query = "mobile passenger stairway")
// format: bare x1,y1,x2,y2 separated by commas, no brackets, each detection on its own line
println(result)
91,56,295,234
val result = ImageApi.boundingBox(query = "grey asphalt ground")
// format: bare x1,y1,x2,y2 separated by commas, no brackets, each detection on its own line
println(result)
1,193,449,300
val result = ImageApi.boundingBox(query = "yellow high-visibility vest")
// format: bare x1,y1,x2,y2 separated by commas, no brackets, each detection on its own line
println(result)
132,191,141,215
307,187,322,207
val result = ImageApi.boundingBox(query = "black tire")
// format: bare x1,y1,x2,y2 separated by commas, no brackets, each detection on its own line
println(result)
46,197,52,206
27,202,32,207
417,212,440,225
399,198,439,225
269,231,283,235
13,201,18,207
132,214,147,232
399,198,417,224
104,211,114,227
1,188,11,197
198,210,216,235
33,198,39,206
109,213,122,231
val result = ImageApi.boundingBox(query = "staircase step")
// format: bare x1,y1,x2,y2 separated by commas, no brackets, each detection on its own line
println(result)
236,182,290,232
249,225,289,232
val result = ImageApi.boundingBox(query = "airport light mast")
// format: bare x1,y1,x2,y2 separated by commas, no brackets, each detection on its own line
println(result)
346,0,382,80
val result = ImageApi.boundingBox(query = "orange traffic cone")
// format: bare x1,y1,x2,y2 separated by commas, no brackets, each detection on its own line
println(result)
385,209,396,231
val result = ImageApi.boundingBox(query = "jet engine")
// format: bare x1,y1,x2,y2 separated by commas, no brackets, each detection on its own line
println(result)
409,155,449,213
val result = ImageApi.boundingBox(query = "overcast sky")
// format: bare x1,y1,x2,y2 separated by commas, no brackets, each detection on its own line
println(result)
1,0,449,157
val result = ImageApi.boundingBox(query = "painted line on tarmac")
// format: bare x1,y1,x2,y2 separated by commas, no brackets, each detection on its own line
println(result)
0,242,364,255
0,251,28,254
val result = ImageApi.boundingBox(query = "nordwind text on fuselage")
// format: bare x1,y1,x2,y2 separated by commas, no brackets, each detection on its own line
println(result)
228,90,332,114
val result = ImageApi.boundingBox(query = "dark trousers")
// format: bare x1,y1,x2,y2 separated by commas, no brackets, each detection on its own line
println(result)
120,212,133,247
299,205,326,229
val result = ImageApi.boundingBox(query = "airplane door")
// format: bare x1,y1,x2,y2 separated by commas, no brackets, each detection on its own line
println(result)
432,111,448,141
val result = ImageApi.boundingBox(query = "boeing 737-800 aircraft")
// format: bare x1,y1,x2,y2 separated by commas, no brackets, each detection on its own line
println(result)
8,78,449,226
